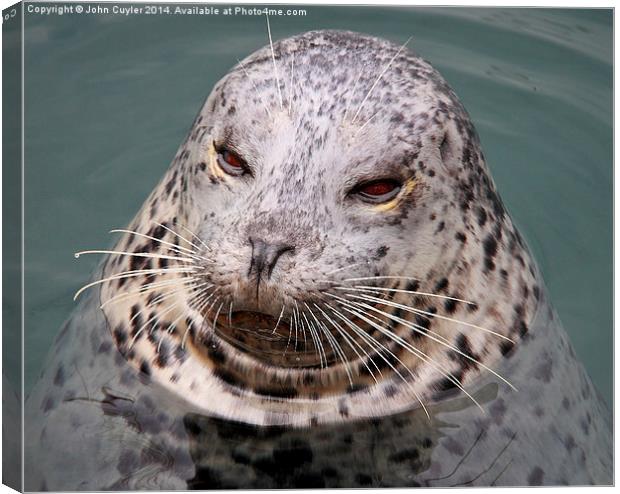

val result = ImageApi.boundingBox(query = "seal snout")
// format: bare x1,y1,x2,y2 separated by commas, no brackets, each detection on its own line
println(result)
247,236,295,282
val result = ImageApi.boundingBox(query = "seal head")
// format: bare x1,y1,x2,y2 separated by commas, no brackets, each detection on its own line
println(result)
98,30,540,426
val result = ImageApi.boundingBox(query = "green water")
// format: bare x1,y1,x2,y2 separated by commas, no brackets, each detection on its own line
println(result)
22,6,612,404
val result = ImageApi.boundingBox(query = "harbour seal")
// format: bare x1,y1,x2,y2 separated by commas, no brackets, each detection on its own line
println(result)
25,30,612,489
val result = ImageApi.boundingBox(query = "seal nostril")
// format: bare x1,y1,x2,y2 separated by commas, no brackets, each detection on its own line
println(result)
248,237,295,282
267,245,295,279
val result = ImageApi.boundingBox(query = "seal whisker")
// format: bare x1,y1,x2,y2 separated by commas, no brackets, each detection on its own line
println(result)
351,36,412,124
292,302,306,352
74,249,196,264
212,302,224,333
338,285,476,306
288,51,295,116
176,223,215,254
202,293,222,323
319,301,382,385
283,305,294,357
330,293,484,412
342,304,481,414
129,294,189,348
342,64,366,124
293,306,299,352
349,292,515,344
309,312,329,368
294,300,311,354
338,294,453,347
286,302,298,356
146,286,209,340
151,289,215,347
354,92,386,137
305,302,354,386
343,275,420,283
265,13,284,110
325,302,430,418
182,287,218,349
155,222,204,252
272,304,286,335
325,261,369,276
300,308,325,368
102,277,202,310
109,228,206,260
146,290,198,336
315,302,373,386
161,284,214,342
73,267,196,301
127,282,204,329
350,298,517,391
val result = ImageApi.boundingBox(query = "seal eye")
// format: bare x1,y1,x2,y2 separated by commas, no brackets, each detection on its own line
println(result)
216,147,247,176
353,179,402,204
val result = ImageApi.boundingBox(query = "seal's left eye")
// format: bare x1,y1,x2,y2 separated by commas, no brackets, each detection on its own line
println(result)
216,147,248,176
352,179,402,204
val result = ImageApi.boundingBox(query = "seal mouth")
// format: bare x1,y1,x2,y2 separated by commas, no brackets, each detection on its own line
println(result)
209,310,343,368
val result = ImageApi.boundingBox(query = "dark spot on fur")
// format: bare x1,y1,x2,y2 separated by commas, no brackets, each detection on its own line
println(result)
467,302,479,313
53,366,65,387
406,280,420,292
41,395,56,413
231,450,250,465
499,340,515,357
433,371,463,398
346,383,369,394
130,305,143,337
187,466,224,489
273,441,313,469
98,341,112,354
414,314,431,332
139,361,151,377
435,277,449,292
444,298,457,314
528,467,544,486
389,448,420,463
205,337,227,365
214,368,245,389
113,325,127,345
355,473,373,486
476,207,487,227
255,386,298,399
376,245,389,258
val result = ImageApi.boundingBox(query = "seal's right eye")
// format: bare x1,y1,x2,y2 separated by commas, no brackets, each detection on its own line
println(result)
216,147,248,177
351,179,402,204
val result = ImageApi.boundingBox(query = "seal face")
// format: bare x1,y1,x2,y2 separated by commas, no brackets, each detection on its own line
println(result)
91,30,543,426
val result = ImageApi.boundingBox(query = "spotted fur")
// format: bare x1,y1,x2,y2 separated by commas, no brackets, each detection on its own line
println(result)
24,31,611,488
